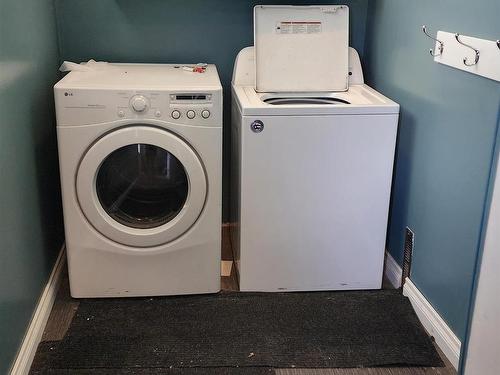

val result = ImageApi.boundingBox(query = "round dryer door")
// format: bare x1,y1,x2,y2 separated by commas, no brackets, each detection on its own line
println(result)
76,126,207,247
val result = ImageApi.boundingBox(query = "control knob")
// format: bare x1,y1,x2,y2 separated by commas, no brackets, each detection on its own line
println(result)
130,95,148,112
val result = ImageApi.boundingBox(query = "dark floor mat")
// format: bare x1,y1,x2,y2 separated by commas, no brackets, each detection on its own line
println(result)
32,290,443,371
31,366,274,374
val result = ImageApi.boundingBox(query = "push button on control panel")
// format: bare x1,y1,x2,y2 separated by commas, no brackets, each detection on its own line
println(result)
171,110,181,119
186,110,196,119
201,110,210,119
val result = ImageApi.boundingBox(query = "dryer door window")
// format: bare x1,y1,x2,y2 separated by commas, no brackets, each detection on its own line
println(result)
96,144,189,229
76,126,207,248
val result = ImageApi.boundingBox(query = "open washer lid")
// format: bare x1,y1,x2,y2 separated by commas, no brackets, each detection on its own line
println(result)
254,5,349,93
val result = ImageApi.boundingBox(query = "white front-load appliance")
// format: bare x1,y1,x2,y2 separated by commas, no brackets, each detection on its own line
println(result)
231,45,400,292
55,63,222,297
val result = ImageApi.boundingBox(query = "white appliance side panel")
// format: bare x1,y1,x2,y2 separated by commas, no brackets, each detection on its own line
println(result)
238,114,398,291
230,94,243,273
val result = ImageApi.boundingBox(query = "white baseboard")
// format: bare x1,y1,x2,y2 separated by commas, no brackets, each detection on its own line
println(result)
9,245,66,375
403,278,461,369
384,251,402,288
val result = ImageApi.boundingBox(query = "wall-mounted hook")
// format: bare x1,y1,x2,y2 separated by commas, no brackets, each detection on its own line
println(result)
422,25,444,56
454,33,480,66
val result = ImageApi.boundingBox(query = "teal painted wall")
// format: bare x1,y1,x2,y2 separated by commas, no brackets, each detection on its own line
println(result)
54,0,369,220
0,0,63,371
364,0,500,340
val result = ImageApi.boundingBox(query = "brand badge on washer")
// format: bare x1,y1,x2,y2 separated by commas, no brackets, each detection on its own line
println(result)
251,120,264,133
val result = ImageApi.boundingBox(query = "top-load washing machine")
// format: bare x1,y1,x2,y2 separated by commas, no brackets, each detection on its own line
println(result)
55,63,222,297
231,5,400,292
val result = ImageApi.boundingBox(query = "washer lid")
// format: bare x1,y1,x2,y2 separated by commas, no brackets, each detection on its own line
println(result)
254,5,349,93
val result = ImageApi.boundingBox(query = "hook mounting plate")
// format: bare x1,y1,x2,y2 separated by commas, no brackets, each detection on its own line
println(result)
432,31,500,82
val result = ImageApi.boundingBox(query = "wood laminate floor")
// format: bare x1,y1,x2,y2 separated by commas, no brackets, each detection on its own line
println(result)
35,225,456,374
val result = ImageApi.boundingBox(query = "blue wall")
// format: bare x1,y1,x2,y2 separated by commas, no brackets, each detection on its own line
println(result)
54,0,369,220
0,0,63,371
364,0,500,341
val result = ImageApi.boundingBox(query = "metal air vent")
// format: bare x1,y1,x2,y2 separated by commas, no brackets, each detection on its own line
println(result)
401,227,415,288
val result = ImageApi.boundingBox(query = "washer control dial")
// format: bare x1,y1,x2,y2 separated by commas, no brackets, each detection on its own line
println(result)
201,110,211,119
130,95,148,112
186,110,196,119
171,110,181,119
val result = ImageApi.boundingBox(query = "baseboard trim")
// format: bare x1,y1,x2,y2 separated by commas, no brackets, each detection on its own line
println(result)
9,244,66,375
384,251,402,288
403,278,461,369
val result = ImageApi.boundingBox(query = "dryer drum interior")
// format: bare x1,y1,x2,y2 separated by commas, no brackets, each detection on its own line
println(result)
96,143,189,229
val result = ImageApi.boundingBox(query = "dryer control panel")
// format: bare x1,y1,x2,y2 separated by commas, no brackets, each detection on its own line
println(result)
54,88,222,128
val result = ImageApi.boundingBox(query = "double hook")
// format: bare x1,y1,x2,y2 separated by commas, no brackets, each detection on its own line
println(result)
455,33,480,66
422,25,444,56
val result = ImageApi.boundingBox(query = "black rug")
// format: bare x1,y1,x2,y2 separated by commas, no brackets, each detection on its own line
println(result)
31,368,273,374
32,290,443,372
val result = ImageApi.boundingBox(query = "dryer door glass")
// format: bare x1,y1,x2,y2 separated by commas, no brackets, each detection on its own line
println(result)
96,144,189,229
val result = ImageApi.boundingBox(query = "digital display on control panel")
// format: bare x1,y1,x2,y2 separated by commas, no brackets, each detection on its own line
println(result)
175,94,207,100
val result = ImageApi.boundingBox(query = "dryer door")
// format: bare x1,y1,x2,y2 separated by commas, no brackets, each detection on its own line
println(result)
76,126,206,247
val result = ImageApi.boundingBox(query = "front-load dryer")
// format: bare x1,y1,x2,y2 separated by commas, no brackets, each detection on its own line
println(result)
54,63,222,297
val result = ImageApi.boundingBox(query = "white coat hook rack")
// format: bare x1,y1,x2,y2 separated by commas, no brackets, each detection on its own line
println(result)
422,27,500,82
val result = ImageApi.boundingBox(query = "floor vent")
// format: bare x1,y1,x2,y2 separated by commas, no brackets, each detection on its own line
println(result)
402,227,414,288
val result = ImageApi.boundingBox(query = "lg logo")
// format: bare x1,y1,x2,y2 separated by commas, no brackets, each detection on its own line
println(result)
251,120,264,133
64,92,74,97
